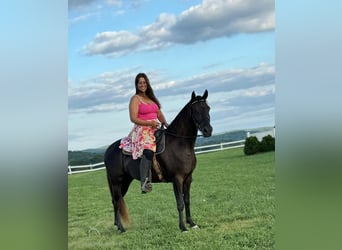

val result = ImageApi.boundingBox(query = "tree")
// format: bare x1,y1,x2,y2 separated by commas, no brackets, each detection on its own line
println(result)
244,136,260,155
260,135,275,152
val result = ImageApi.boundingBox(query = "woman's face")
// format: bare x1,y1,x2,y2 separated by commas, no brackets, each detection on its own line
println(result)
137,77,147,93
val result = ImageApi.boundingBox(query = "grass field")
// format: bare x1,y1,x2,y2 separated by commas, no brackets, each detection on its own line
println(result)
68,148,275,249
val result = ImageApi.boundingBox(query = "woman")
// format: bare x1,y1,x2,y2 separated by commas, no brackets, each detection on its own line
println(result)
119,73,168,193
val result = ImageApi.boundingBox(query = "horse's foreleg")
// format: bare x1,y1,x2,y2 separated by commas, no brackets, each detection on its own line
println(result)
183,175,198,229
173,178,187,232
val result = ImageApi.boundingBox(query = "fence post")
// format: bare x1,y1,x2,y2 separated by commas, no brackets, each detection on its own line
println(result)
246,131,250,137
220,143,223,150
68,166,72,175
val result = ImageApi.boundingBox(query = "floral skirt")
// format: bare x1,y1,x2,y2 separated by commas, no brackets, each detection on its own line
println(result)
119,123,157,160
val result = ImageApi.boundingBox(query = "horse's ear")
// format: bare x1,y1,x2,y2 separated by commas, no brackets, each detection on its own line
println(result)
191,91,196,101
203,89,208,100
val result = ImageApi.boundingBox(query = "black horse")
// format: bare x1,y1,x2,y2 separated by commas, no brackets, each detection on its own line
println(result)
104,90,213,233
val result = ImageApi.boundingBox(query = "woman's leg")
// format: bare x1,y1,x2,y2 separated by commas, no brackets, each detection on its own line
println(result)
139,149,153,193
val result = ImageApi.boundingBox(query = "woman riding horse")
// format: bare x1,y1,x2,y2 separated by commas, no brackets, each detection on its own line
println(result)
104,89,212,233
119,73,168,193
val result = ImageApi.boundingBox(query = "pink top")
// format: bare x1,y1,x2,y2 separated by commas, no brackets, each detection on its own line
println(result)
137,96,158,120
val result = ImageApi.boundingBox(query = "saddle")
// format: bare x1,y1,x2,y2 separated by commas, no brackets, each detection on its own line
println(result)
122,127,166,181
154,127,165,155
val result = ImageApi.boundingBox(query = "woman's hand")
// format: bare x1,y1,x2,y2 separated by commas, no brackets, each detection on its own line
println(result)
149,120,160,129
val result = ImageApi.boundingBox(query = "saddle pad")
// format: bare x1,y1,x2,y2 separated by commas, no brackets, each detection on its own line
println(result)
121,129,165,156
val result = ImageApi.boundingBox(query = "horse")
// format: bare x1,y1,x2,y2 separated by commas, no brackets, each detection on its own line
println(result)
104,90,213,233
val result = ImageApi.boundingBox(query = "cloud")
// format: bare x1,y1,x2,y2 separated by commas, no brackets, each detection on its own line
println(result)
106,0,122,7
69,12,99,25
128,0,148,9
169,0,274,44
68,67,141,113
68,1,147,26
68,0,124,11
212,105,275,133
68,63,274,114
82,0,274,56
82,31,142,56
68,84,129,113
155,63,274,97
68,0,98,11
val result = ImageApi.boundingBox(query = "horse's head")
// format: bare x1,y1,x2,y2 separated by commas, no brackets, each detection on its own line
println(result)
190,90,213,137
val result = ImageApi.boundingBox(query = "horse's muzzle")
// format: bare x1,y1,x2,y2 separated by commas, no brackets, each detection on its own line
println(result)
201,125,213,137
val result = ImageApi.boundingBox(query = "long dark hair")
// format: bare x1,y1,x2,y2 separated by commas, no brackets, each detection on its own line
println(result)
135,73,161,109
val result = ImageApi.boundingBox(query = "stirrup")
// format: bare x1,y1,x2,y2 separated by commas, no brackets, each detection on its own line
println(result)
141,177,152,193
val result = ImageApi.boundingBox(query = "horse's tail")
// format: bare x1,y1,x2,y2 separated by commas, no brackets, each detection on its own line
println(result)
119,198,130,226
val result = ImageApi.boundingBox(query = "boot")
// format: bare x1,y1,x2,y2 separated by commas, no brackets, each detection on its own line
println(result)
139,156,152,193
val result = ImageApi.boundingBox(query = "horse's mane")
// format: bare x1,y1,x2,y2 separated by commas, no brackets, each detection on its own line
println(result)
166,95,204,132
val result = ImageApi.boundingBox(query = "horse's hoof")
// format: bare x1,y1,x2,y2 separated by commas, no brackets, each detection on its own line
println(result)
191,225,200,229
117,227,126,233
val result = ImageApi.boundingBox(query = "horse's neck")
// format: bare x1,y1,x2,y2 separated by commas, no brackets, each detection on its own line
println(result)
168,105,197,137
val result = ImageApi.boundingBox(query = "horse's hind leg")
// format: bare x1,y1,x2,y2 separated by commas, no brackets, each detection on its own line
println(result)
113,187,126,233
183,175,199,229
121,175,133,197
107,175,126,233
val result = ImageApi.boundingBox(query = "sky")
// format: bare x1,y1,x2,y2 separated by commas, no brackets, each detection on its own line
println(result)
68,0,275,151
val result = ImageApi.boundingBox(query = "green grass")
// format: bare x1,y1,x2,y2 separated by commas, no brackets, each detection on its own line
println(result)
68,148,275,249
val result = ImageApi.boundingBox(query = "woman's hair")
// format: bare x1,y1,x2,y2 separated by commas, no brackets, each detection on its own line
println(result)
135,73,161,108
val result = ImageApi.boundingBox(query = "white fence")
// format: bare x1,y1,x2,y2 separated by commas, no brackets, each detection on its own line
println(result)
67,162,105,175
68,128,275,175
247,127,275,141
68,139,245,175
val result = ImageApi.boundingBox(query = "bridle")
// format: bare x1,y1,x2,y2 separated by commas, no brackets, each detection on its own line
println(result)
191,99,210,134
164,99,209,139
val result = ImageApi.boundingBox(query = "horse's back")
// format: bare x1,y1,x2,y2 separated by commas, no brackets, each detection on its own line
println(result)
104,139,122,168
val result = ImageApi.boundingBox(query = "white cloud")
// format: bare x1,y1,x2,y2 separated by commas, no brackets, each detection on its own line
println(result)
68,0,124,11
154,80,177,91
82,31,142,56
68,0,98,11
82,0,275,56
68,63,274,115
69,11,99,25
170,0,274,43
242,85,275,97
106,0,122,7
212,106,275,133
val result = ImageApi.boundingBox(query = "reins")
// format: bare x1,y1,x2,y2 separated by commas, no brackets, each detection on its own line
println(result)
164,130,203,139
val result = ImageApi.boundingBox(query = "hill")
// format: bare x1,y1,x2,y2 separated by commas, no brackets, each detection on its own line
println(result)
195,129,247,146
67,150,104,166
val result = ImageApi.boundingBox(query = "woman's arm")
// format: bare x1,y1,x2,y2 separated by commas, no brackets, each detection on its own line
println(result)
157,109,168,127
